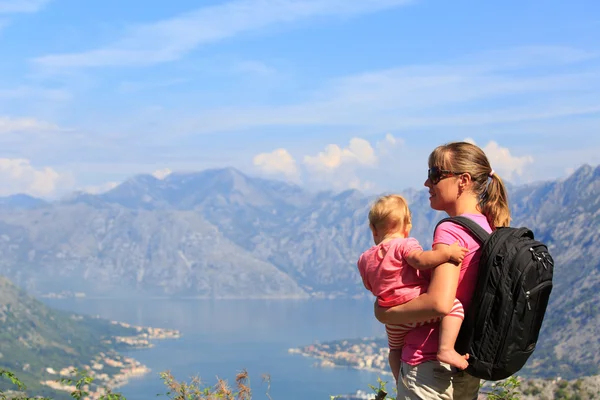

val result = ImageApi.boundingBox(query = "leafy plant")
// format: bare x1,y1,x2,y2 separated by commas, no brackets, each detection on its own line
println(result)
1,368,123,400
368,377,394,400
0,369,51,400
58,369,126,400
159,369,256,400
486,376,521,400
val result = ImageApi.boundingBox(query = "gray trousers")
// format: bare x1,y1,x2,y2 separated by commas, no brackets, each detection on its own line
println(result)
396,361,480,400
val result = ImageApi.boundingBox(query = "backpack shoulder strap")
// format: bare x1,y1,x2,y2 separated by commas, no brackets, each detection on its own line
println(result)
434,216,490,244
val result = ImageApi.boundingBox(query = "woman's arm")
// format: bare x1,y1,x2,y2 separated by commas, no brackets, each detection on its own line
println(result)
374,243,461,325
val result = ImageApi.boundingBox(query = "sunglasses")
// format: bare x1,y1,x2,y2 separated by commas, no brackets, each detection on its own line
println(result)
427,166,463,185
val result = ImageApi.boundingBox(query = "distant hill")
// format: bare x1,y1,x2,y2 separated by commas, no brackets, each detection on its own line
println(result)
0,276,144,398
0,164,597,379
0,194,47,210
510,164,600,379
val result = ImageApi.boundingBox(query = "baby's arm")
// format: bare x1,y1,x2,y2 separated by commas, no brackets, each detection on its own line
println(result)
405,241,468,270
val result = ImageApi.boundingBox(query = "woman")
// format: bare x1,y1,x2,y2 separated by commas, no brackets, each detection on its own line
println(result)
374,141,510,399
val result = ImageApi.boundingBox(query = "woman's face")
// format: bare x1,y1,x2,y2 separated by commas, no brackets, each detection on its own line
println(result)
424,167,461,211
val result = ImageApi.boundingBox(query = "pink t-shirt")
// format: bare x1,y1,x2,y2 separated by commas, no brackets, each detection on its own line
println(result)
401,213,493,365
357,237,427,308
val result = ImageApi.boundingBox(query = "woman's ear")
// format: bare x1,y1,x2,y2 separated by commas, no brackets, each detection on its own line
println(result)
457,172,471,197
459,172,472,188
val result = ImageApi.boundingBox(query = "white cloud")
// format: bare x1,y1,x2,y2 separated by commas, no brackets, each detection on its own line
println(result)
170,46,600,136
251,136,395,191
235,60,277,77
81,181,120,195
565,167,576,176
118,78,187,93
347,177,375,191
465,138,534,181
295,134,402,191
376,133,403,155
304,138,377,172
0,116,58,133
0,0,51,13
253,148,299,180
152,168,172,180
0,86,70,101
482,141,534,181
33,0,413,68
0,158,73,197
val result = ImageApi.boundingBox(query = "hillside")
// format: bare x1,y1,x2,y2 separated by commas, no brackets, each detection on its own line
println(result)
510,165,600,378
0,276,175,398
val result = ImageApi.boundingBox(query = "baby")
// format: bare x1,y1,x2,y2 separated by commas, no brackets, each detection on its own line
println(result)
357,194,469,382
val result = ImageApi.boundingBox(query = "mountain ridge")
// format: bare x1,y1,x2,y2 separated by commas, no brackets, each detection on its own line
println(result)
0,164,596,298
0,164,597,379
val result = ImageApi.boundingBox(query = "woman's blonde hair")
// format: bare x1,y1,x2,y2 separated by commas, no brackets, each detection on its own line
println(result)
428,141,511,228
368,194,412,234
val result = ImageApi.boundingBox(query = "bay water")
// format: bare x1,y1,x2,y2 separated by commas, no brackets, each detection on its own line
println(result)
44,298,389,400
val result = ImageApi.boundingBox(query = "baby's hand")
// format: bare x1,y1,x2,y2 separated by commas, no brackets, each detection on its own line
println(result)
448,241,468,263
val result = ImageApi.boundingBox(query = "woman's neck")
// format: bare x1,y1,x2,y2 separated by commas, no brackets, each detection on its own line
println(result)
447,194,481,217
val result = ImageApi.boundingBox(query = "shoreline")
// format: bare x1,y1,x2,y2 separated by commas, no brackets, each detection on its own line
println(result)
39,321,181,399
288,347,392,378
40,293,371,301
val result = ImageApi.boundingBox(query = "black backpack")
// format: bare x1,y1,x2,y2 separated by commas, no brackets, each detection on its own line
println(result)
434,216,554,381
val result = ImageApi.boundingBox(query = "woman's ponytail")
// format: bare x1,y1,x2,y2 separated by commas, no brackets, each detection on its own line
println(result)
480,172,510,228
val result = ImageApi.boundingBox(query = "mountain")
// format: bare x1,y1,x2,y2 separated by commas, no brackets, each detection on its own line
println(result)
0,165,598,379
0,194,47,210
0,203,307,298
0,276,146,398
1,166,597,298
67,168,312,211
510,164,600,378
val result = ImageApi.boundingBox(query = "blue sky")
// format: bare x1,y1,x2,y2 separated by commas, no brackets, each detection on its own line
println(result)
1,0,599,197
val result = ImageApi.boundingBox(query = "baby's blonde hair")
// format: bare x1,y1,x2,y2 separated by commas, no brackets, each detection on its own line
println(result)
368,194,412,234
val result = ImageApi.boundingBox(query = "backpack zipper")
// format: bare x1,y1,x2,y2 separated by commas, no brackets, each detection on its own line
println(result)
540,252,553,270
511,243,545,297
528,246,550,270
495,280,553,364
512,244,550,306
524,281,553,311
515,246,552,297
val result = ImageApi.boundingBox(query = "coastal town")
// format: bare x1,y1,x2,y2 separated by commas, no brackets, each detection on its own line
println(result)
108,320,181,347
290,338,600,400
39,321,180,399
289,337,391,377
40,353,149,398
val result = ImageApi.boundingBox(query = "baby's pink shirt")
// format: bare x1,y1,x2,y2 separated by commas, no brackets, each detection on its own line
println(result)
357,237,427,308
401,213,492,365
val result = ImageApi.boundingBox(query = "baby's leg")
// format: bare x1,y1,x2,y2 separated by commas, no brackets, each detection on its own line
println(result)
386,323,414,382
437,299,469,370
388,349,402,384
